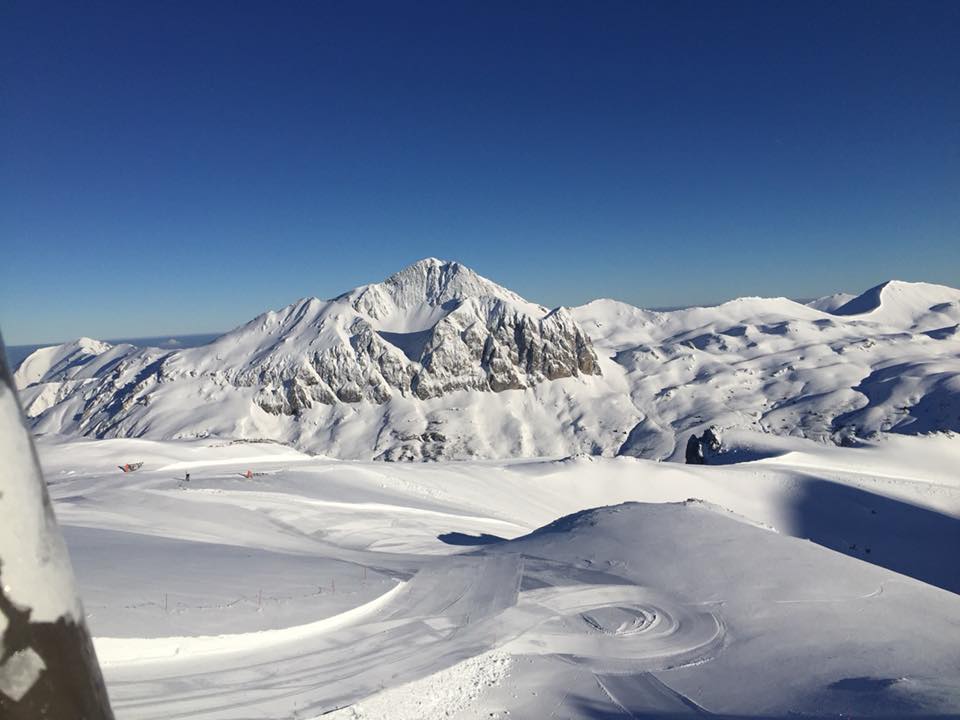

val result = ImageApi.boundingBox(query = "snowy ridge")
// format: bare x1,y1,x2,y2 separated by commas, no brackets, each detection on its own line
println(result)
830,279,960,329
805,291,857,312
13,336,113,388
14,266,960,460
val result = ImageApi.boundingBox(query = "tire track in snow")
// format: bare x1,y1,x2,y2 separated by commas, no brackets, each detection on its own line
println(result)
596,672,711,716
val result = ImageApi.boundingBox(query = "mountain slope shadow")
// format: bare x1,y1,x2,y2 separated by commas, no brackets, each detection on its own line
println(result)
437,531,506,546
788,476,960,594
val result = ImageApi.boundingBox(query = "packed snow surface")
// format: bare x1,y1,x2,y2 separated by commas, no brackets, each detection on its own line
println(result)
38,432,960,719
16,262,960,460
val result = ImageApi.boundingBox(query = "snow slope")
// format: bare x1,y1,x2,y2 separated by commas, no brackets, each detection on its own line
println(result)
37,433,960,719
16,263,960,460
574,280,960,459
805,291,857,312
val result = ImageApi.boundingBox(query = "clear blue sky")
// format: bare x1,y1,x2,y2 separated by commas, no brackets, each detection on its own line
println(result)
2,1,958,345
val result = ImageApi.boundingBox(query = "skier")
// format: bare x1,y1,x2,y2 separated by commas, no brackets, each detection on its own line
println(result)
185,472,190,482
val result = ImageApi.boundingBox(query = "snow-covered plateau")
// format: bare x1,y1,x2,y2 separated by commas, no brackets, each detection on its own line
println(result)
9,259,960,717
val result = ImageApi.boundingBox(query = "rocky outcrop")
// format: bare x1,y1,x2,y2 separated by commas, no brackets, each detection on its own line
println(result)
16,259,603,438
232,262,602,415
685,427,722,465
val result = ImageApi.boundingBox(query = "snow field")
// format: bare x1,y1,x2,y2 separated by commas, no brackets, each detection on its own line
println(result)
35,431,960,718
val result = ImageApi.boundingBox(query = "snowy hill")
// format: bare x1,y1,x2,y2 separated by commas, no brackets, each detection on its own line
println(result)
830,279,960,329
38,434,960,718
573,280,960,459
805,291,857,312
14,262,960,460
13,336,114,388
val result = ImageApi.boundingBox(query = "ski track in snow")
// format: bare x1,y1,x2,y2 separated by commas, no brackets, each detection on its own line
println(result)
100,553,724,720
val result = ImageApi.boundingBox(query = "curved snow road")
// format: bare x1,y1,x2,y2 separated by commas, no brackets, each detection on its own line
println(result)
101,551,724,720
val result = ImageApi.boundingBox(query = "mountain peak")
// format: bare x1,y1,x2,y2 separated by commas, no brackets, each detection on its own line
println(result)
382,257,474,294
346,258,542,331
402,256,449,270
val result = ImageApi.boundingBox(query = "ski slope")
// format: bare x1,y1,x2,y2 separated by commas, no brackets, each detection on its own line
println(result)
38,432,960,719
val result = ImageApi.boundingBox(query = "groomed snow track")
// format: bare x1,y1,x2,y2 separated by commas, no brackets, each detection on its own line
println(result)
100,551,724,720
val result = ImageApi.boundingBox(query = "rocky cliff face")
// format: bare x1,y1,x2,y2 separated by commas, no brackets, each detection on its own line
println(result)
15,259,603,445
202,260,602,416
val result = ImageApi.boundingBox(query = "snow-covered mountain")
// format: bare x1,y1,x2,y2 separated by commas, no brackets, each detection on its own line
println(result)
574,279,960,458
15,265,960,460
15,259,604,459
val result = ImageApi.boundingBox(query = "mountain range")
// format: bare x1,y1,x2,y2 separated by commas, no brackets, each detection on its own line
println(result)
14,259,960,460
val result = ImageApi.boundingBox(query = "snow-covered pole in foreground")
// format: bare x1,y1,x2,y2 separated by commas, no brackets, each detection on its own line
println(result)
0,338,114,718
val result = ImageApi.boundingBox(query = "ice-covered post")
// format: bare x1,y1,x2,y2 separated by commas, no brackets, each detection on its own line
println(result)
0,337,115,717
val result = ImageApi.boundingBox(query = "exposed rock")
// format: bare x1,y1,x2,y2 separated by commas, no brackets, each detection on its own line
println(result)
685,427,723,465
16,259,602,441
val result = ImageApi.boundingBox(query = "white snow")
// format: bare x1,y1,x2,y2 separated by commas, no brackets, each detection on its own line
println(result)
12,336,112,389
94,582,406,667
9,261,960,717
16,265,960,463
806,291,857,312
324,650,512,720
32,431,960,718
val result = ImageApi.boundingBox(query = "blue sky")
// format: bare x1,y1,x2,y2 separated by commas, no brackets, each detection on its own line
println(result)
2,1,958,345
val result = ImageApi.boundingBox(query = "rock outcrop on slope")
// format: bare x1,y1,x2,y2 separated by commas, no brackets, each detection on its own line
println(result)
684,427,722,464
169,259,600,415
